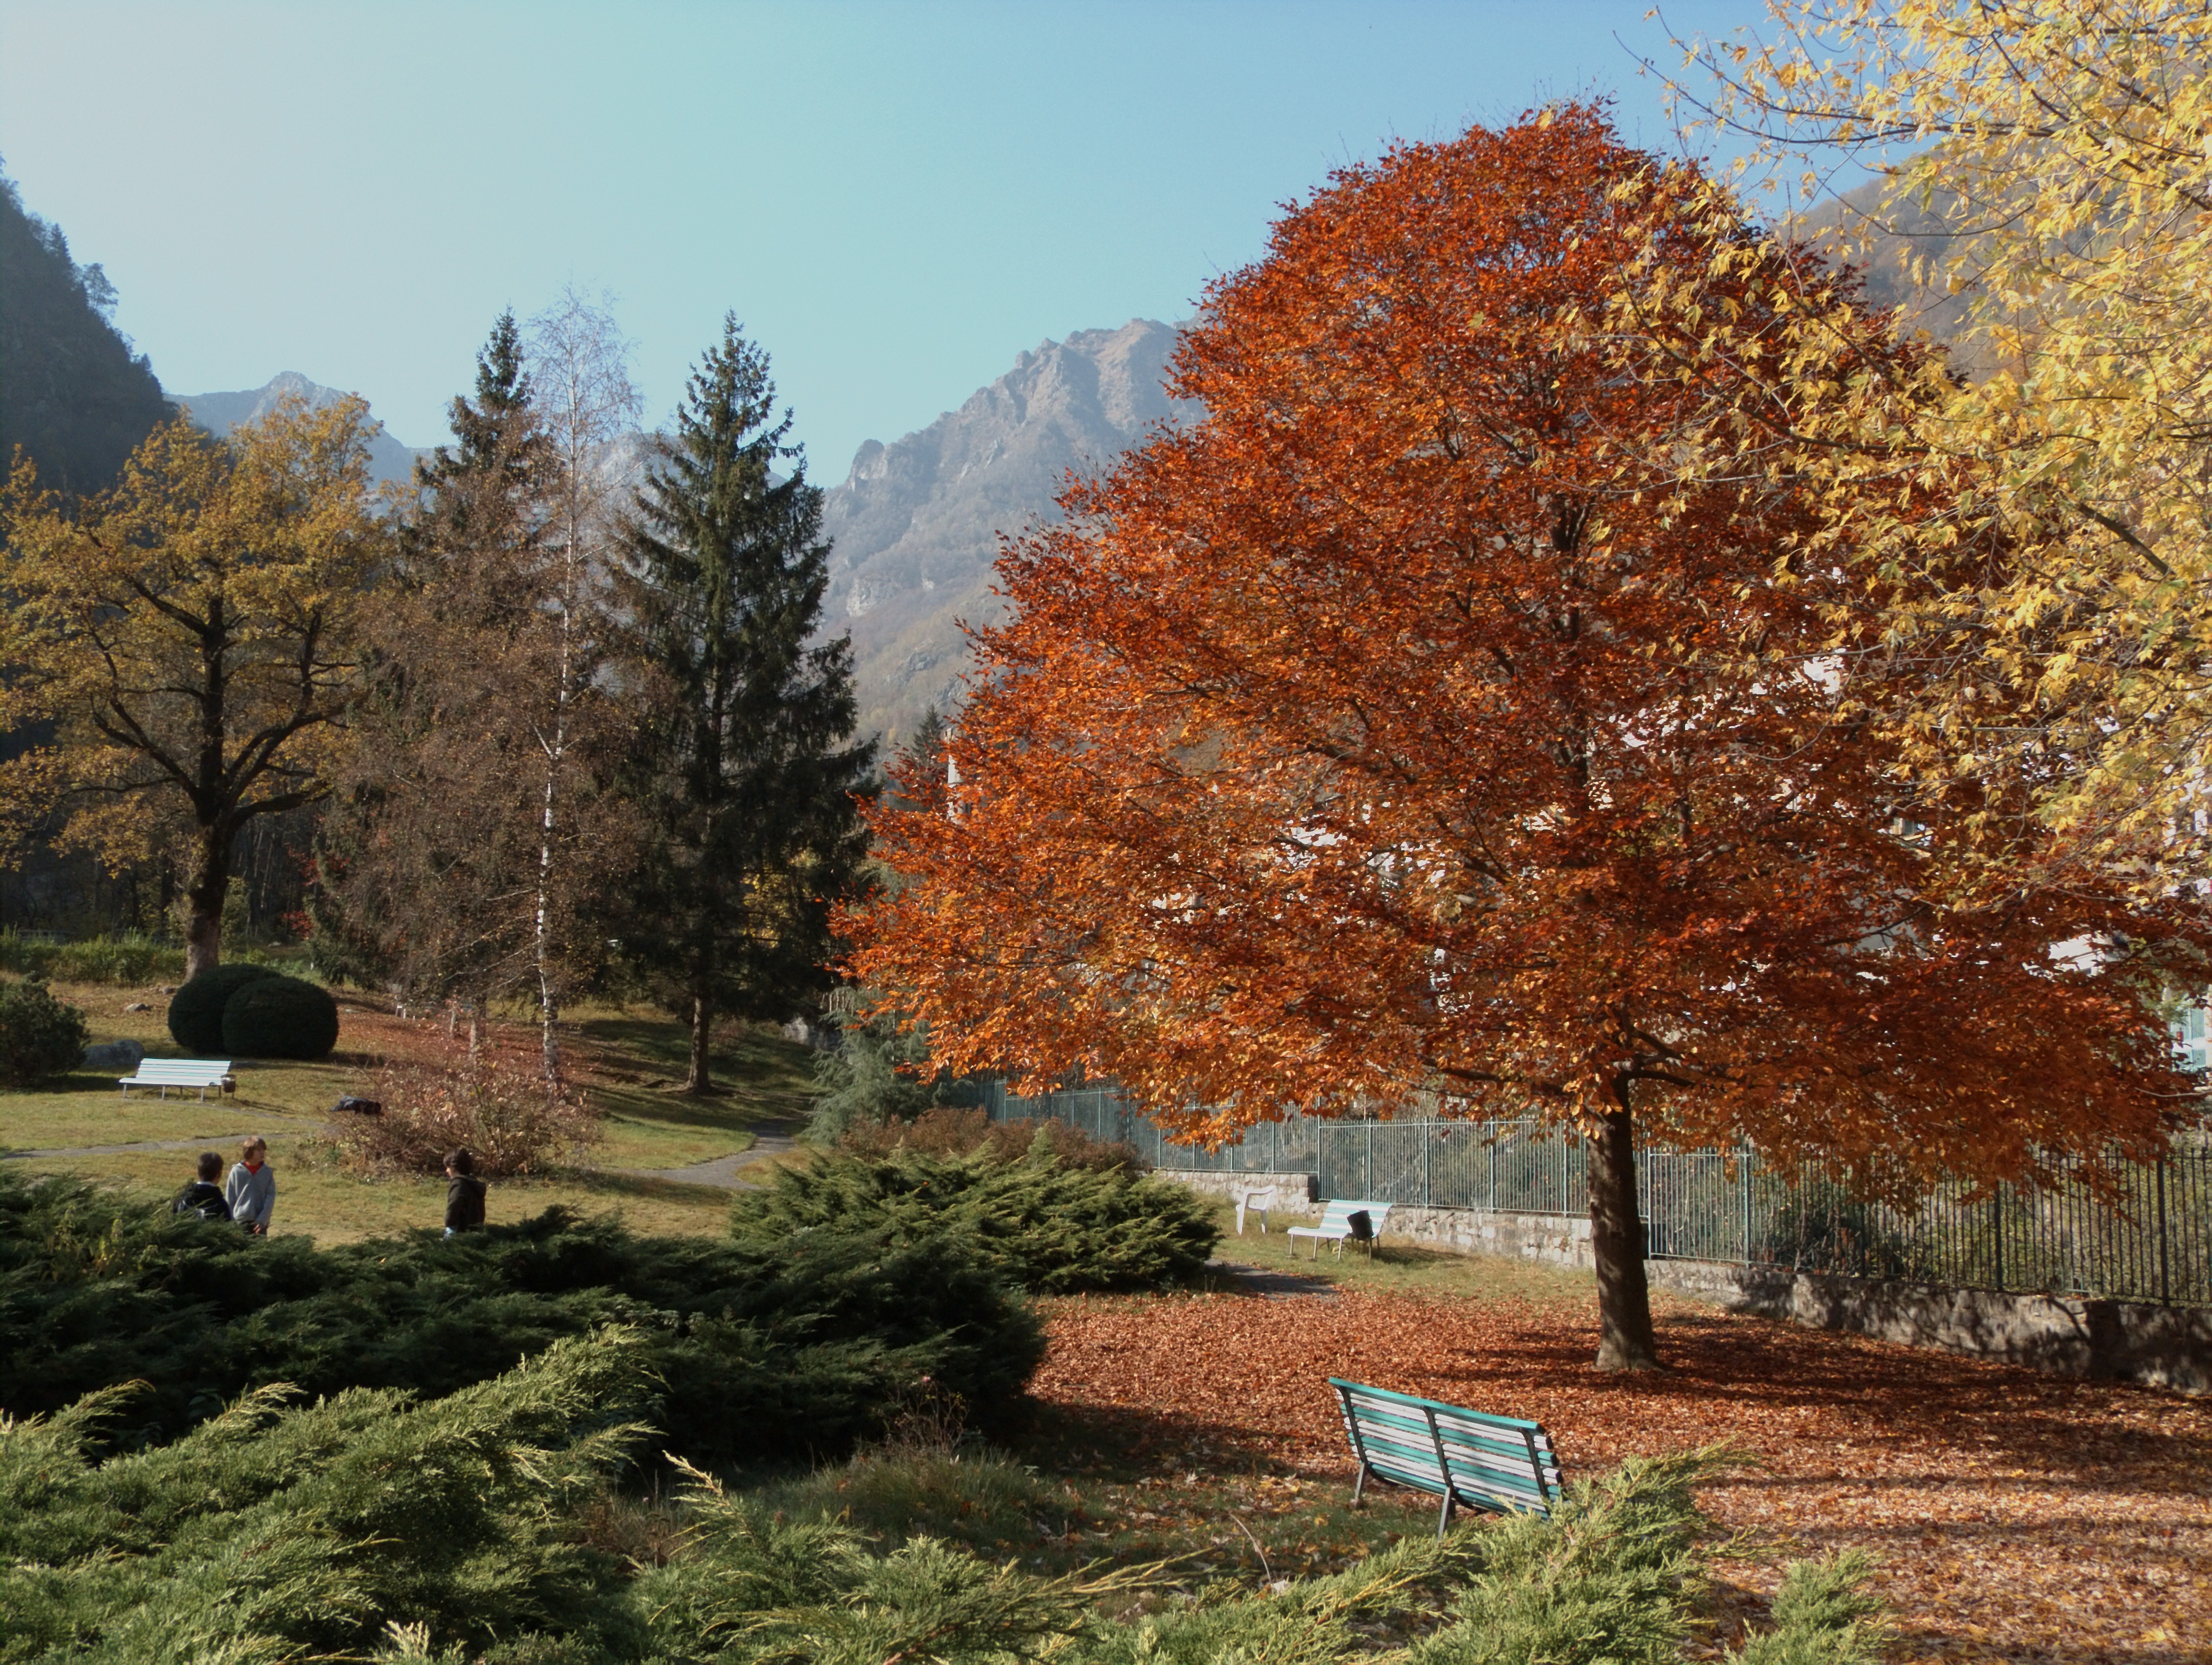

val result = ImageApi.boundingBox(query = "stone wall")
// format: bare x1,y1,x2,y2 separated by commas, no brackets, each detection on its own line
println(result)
1165,1181,2211,1393
1155,1170,1315,1214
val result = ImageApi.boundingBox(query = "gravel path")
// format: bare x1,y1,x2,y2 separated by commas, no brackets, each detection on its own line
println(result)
621,1121,803,1190
2,1135,265,1161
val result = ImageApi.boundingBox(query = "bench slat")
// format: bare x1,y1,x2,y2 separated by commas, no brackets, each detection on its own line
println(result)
120,1060,234,1099
1331,1376,1560,1534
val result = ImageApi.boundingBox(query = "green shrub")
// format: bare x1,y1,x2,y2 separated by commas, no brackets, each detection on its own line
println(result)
0,930,190,985
2,1334,1884,1665
1726,1551,1891,1665
0,978,90,1086
167,962,281,1053
0,1332,651,1665
728,1137,1219,1294
220,972,340,1059
808,1003,986,1144
1755,1180,1920,1281
0,1169,1043,1465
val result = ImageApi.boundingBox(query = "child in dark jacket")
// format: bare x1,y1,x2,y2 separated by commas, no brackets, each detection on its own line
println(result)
171,1151,232,1221
444,1149,487,1235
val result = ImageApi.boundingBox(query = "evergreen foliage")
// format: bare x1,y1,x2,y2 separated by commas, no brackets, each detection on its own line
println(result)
165,962,280,1053
1,1328,1883,1663
0,163,170,496
0,1171,1042,1464
727,1139,1218,1294
808,1005,963,1143
219,972,340,1059
0,977,88,1085
614,316,875,1094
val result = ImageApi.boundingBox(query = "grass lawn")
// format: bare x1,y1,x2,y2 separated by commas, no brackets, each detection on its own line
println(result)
0,979,818,1243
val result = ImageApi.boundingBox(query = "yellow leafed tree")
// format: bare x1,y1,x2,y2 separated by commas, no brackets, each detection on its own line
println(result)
1,397,387,977
1670,0,2212,877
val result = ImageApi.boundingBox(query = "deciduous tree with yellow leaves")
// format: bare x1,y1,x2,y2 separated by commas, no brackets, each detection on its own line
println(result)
1671,0,2212,873
2,398,387,979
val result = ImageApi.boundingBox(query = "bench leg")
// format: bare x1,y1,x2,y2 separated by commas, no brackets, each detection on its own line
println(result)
1435,1490,1455,1541
1351,1464,1368,1507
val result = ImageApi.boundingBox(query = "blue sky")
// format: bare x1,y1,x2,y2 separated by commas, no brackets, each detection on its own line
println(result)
0,1,1790,477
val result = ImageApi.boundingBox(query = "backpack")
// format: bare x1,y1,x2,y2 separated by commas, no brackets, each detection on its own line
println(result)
173,1182,231,1222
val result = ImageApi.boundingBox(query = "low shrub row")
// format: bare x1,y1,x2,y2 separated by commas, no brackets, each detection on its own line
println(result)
728,1136,1221,1294
0,1170,1042,1465
1,1351,1890,1665
841,1103,1143,1172
0,929,187,986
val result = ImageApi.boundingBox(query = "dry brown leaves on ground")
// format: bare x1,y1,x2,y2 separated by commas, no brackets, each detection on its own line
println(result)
1031,1290,2212,1665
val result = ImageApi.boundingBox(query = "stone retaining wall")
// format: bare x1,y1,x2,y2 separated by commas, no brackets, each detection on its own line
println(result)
1163,1180,2210,1393
1156,1170,1316,1212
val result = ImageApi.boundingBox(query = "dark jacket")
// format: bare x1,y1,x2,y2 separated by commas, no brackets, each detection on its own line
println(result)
445,1173,487,1232
172,1180,232,1222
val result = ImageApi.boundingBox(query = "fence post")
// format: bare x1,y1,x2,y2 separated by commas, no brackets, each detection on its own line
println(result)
1366,1121,1375,1197
1423,1121,1433,1207
1991,1187,2005,1291
2158,1157,2171,1306
1741,1148,1754,1265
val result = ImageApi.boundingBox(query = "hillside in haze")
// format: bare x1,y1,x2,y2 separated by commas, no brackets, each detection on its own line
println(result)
821,317,1196,747
168,371,425,487
0,171,170,494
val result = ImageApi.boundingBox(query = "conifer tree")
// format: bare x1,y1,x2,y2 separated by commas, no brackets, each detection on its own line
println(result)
318,312,629,1066
616,317,874,1094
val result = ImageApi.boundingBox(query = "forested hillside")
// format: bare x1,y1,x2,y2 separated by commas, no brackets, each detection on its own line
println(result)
0,166,169,495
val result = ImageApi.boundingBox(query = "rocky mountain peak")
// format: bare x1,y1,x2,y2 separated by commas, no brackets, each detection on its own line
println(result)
822,317,1195,746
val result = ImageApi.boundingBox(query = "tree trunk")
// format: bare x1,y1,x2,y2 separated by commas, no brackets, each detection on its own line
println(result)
467,995,485,1069
686,986,715,1095
1587,1090,1661,1372
181,822,229,980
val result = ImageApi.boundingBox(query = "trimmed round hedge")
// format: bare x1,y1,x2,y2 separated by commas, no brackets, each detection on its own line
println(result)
222,975,340,1060
167,964,281,1054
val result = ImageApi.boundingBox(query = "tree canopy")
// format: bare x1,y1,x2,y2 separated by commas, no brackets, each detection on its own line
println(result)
1672,0,2212,873
616,318,875,1094
845,106,2212,1369
2,400,386,977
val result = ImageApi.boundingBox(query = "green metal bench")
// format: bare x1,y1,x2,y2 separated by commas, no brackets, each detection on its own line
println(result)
1286,1198,1391,1258
1330,1377,1562,1537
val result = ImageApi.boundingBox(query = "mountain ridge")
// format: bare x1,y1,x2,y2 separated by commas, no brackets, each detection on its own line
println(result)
167,370,425,487
821,317,1195,746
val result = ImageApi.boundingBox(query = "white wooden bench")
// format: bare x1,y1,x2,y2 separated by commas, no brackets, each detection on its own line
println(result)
1285,1198,1391,1259
1330,1378,1563,1537
119,1059,234,1100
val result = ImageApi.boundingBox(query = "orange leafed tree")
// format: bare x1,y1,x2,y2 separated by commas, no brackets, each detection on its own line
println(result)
845,107,2211,1370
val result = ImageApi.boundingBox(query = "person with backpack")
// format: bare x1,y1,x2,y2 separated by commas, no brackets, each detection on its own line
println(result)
171,1152,232,1222
444,1149,486,1236
225,1136,275,1237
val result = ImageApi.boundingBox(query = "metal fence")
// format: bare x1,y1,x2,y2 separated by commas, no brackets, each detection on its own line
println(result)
976,1081,2212,1307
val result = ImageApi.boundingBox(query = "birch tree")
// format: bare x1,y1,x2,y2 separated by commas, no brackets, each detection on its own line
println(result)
525,289,643,1078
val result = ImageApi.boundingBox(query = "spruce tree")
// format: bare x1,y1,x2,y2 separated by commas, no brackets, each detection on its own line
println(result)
314,311,624,1066
617,317,874,1094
